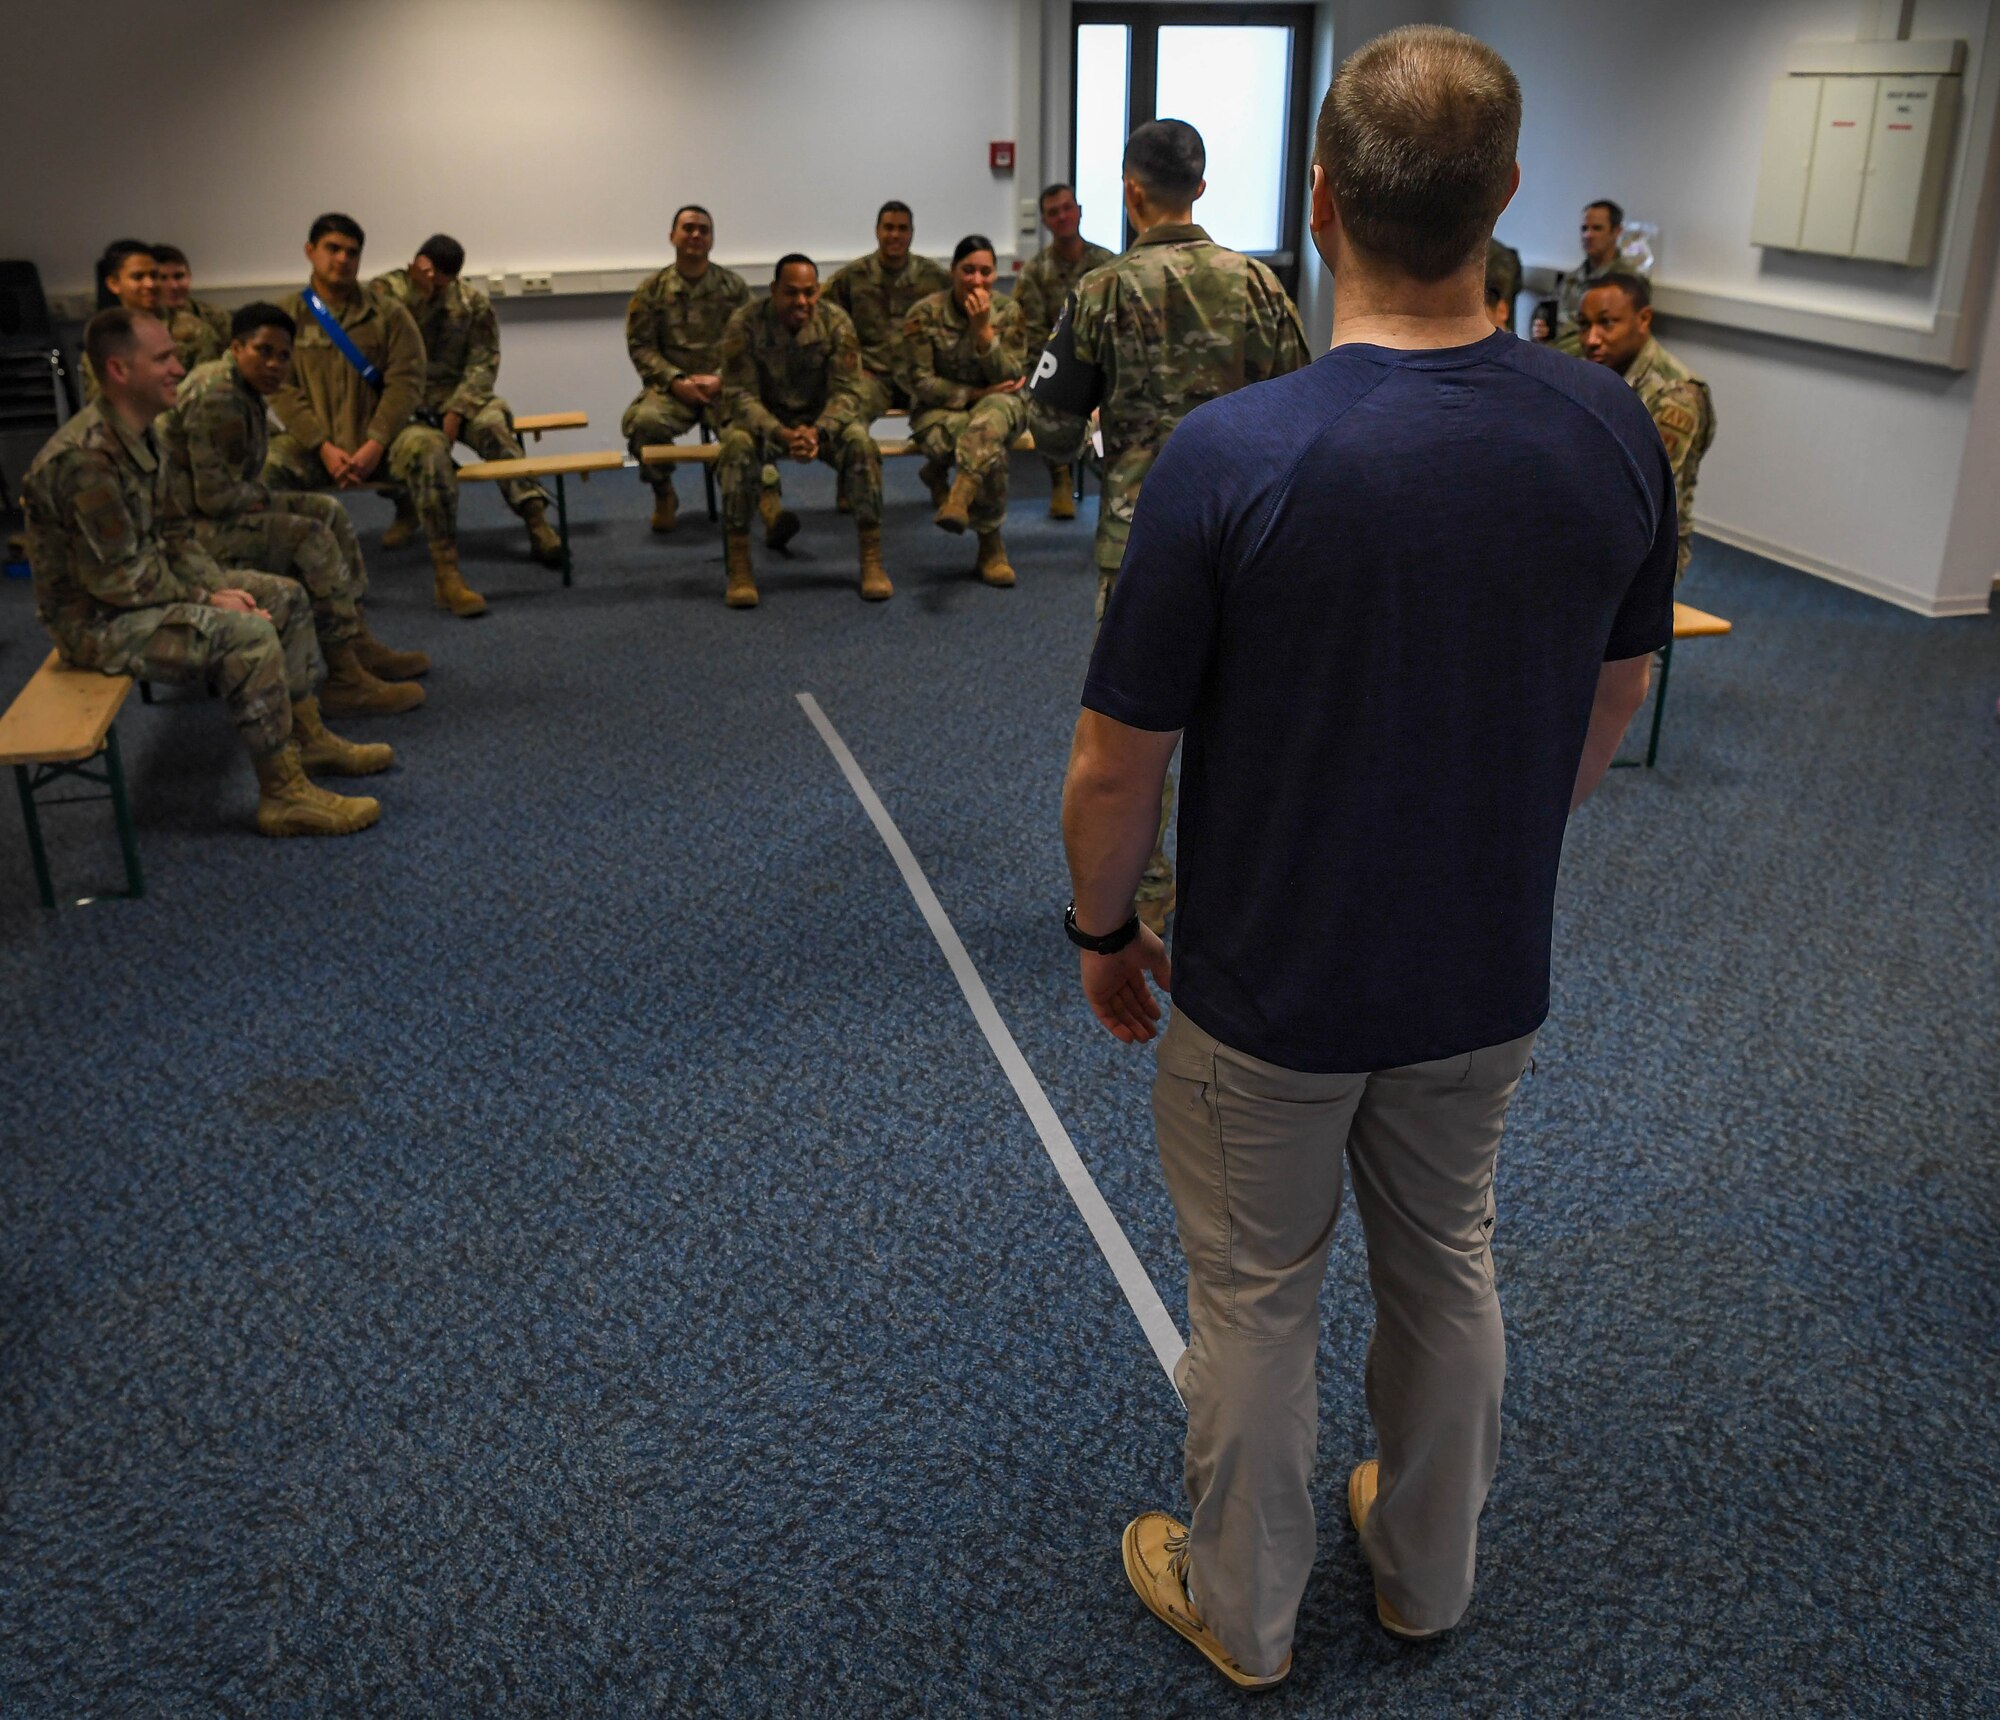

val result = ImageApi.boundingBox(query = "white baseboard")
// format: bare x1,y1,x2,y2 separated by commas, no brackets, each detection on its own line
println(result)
1694,517,1993,618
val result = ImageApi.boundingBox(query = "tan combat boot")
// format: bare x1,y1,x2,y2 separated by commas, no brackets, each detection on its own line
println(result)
918,458,952,511
975,529,1016,588
320,642,425,717
725,532,759,608
1050,466,1077,521
935,470,979,534
431,544,488,618
252,743,381,837
381,492,418,550
758,485,800,551
650,485,678,533
521,499,565,569
858,523,893,602
292,695,394,775
352,607,430,680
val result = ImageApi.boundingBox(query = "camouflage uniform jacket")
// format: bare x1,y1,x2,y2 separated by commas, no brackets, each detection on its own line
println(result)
626,263,751,392
901,289,1026,413
1029,222,1311,570
20,400,218,652
371,268,503,417
719,299,866,435
269,284,425,452
156,357,272,523
1012,240,1116,366
823,251,950,382
167,299,232,372
1623,335,1715,577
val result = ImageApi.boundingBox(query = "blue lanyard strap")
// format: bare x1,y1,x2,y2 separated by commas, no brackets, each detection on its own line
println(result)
302,288,384,390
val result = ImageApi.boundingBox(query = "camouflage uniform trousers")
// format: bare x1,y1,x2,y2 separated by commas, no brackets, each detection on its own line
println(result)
623,389,708,497
58,568,319,758
455,398,551,518
194,497,366,649
1095,567,1174,907
912,392,1028,535
716,421,882,532
853,372,915,423
263,425,458,548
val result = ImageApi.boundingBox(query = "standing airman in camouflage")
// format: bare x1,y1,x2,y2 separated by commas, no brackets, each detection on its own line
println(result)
824,201,950,424
263,213,486,619
152,244,232,372
714,255,888,609
1578,273,1715,578
1011,183,1116,519
22,309,383,837
1029,119,1311,932
158,301,430,717
372,234,564,569
904,235,1029,588
1551,199,1641,353
623,205,750,533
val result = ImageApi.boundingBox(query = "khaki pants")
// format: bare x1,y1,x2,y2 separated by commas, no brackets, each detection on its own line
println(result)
1152,1006,1538,1676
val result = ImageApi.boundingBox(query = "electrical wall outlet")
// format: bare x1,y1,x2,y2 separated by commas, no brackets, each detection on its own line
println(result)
488,272,508,298
522,272,554,296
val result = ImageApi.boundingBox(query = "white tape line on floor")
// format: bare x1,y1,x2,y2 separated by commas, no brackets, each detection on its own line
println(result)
797,692,1188,1391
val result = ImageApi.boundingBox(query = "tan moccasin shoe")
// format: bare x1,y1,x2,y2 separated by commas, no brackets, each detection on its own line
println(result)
1121,1512,1291,1690
1348,1460,1447,1641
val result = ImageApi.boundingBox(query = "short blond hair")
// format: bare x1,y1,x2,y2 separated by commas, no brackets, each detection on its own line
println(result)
1316,26,1521,281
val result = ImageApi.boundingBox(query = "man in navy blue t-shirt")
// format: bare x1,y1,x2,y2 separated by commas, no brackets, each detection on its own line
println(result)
1061,25,1672,1691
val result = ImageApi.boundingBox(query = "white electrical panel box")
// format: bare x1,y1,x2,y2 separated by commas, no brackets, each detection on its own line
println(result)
1750,39,1965,267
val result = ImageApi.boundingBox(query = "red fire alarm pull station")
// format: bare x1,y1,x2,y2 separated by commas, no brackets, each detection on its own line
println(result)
990,140,1015,172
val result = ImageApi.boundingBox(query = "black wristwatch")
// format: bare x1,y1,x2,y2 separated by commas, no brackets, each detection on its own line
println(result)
1065,900,1141,955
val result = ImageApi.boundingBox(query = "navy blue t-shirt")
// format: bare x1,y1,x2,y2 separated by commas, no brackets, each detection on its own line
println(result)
1083,330,1677,1073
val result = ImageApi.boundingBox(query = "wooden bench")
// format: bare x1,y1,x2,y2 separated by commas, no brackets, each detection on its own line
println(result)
513,411,587,441
0,650,144,908
454,449,625,586
1614,600,1733,770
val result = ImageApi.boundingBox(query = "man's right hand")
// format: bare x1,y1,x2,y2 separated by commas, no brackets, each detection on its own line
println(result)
974,379,1025,400
784,425,819,462
1079,925,1172,1044
210,589,272,621
318,443,354,484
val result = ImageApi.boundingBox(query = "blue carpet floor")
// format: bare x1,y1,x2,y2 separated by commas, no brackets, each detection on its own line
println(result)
1,456,1996,1717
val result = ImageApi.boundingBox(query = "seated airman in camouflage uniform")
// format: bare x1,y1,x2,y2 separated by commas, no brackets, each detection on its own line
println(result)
1029,119,1311,934
1012,184,1116,520
81,240,159,403
371,233,563,569
157,301,430,718
263,213,486,619
825,201,951,427
714,255,888,610
623,205,750,533
904,235,1029,588
1578,273,1716,579
152,244,231,372
22,310,383,838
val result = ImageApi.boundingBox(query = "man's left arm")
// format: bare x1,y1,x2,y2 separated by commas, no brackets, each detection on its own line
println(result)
368,302,425,446
1062,711,1179,1041
444,296,501,417
1025,289,1102,466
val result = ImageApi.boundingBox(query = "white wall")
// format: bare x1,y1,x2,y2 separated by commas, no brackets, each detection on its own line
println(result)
2,0,1035,448
1453,0,2000,614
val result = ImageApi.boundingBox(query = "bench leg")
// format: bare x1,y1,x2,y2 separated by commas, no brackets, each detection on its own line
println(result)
555,471,573,588
1643,637,1676,769
699,415,719,522
13,763,56,910
104,726,145,899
